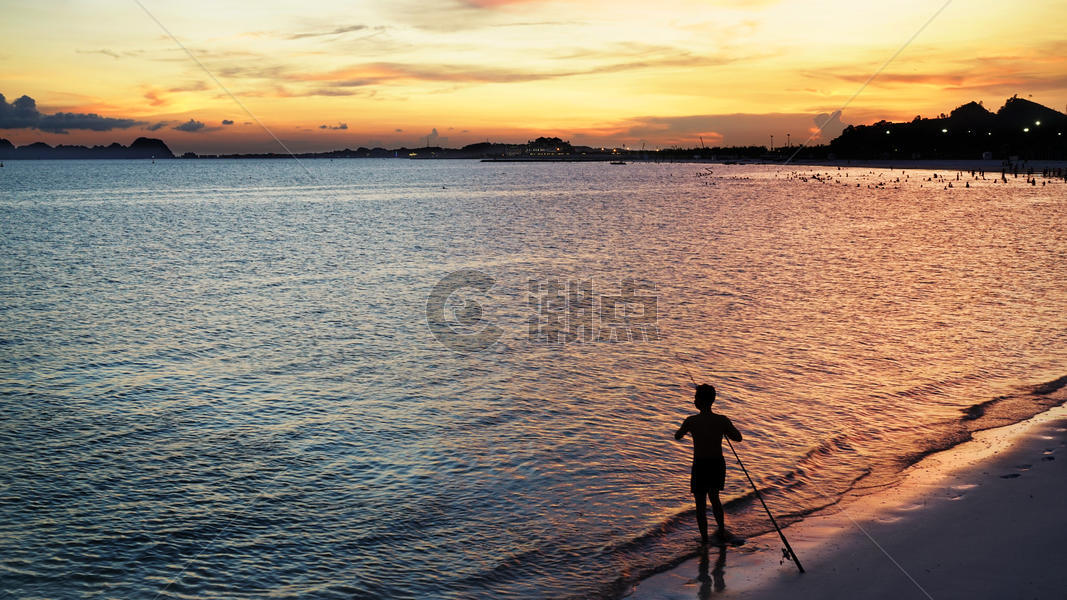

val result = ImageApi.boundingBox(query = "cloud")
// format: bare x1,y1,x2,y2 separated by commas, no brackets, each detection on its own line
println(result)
169,81,209,93
37,113,143,134
222,119,234,125
293,52,740,91
214,64,289,80
173,119,206,132
0,94,39,129
387,0,553,31
77,48,120,59
143,81,209,107
151,47,261,63
76,48,144,60
319,122,348,130
253,85,376,99
146,121,169,131
812,111,846,140
201,43,752,100
823,42,1067,97
301,88,365,97
832,70,1067,98
552,41,690,61
460,0,544,7
423,127,448,146
0,92,143,133
287,24,371,40
611,111,853,146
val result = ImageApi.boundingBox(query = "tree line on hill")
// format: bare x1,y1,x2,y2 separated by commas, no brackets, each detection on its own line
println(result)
829,97,1065,160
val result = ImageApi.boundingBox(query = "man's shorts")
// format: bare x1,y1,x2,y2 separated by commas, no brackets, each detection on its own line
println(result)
691,456,727,494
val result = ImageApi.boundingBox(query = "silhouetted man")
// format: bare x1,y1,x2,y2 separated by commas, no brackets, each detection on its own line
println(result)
674,383,742,544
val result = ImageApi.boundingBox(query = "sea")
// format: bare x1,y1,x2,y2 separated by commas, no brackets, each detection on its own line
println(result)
1,158,1065,599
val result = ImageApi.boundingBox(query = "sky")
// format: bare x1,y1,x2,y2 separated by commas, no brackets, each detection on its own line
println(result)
1,0,1065,153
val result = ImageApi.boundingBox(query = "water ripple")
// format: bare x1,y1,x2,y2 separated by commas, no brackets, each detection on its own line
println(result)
1,160,1065,598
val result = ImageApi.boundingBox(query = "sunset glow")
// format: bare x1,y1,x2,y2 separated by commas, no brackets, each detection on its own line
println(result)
2,0,1065,153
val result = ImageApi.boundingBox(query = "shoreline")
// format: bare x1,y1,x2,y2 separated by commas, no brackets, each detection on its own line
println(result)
776,158,1067,172
626,391,1067,600
3,157,1066,171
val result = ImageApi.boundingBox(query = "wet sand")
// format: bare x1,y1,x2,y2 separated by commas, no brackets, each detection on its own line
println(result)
626,401,1067,600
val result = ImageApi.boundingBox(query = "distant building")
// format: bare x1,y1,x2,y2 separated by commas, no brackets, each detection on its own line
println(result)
524,137,573,157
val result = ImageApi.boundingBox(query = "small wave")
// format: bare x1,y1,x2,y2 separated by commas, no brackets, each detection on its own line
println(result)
1033,375,1067,395
958,374,1067,430
797,433,854,463
960,396,1008,421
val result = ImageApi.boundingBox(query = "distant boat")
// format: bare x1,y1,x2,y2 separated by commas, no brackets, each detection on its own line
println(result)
610,160,626,165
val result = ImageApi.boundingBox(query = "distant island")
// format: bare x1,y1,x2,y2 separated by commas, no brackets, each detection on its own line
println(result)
0,136,173,160
1,97,1063,162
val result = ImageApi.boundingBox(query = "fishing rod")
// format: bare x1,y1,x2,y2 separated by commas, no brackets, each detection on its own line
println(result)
724,436,804,573
675,356,805,573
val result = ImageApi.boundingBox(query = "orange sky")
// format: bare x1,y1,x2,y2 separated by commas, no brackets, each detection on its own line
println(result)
1,0,1065,153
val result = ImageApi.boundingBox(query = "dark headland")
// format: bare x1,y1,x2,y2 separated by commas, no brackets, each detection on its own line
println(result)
0,136,173,160
1,97,1064,162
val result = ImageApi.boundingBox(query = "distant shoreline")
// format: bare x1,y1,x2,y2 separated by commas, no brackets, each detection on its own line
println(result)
779,158,1067,171
4,157,1065,173
3,96,1064,163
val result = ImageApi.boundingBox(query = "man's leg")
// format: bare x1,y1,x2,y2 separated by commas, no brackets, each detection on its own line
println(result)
710,490,725,533
694,492,709,543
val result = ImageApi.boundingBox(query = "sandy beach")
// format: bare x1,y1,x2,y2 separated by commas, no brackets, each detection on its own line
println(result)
627,398,1067,600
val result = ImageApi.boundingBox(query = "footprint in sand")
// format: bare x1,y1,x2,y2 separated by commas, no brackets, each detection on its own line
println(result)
999,464,1032,478
1041,456,1055,462
947,483,976,500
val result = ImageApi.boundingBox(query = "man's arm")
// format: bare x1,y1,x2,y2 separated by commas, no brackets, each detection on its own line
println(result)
674,417,690,441
724,416,742,442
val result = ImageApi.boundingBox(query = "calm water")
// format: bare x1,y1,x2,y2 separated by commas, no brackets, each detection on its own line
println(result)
1,159,1065,599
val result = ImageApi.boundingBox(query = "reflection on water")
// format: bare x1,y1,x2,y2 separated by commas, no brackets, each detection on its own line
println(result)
694,543,728,598
0,159,1065,599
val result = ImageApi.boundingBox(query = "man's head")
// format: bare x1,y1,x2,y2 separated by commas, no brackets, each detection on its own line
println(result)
694,383,716,411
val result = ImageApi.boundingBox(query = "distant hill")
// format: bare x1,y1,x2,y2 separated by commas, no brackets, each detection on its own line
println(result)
0,137,174,159
830,97,1066,160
